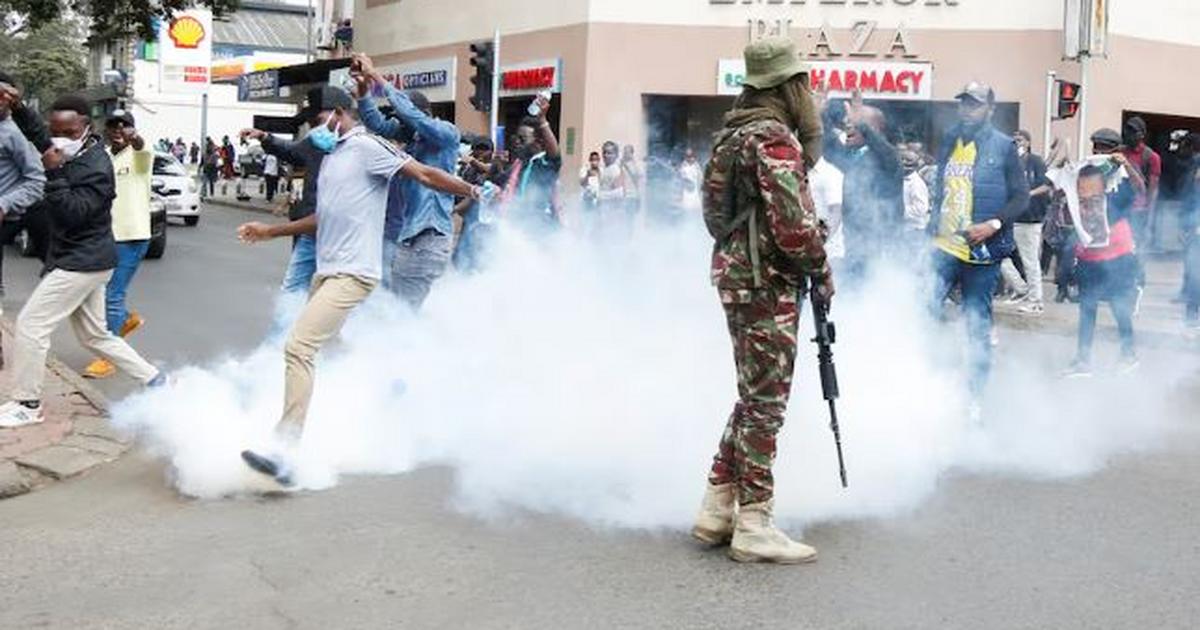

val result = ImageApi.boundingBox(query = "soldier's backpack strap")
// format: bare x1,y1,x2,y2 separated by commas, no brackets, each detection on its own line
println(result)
747,196,762,288
713,129,764,288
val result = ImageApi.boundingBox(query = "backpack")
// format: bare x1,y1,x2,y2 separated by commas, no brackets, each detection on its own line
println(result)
703,126,767,286
704,139,752,236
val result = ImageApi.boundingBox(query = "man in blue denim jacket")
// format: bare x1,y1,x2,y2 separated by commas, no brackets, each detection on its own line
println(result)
927,82,1029,421
353,53,461,310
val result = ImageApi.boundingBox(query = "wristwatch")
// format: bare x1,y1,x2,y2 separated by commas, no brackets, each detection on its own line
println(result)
987,219,1002,230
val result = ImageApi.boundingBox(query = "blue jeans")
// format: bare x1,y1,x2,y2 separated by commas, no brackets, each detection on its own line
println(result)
1184,232,1200,321
453,202,486,273
1054,229,1078,292
106,240,150,334
930,250,1001,398
1076,255,1138,362
281,234,317,294
389,229,452,310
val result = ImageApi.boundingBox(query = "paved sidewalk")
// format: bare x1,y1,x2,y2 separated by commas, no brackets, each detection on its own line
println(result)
994,254,1199,352
0,319,127,499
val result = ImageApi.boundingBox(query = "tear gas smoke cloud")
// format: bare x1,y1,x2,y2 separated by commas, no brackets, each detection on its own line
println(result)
111,218,1194,530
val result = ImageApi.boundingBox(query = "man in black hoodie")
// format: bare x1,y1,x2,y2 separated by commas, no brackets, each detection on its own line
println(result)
0,96,164,428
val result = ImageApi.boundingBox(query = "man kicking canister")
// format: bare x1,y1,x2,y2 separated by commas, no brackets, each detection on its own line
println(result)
235,86,492,486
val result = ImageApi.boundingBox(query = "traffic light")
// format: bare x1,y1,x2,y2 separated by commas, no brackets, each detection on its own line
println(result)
1056,80,1082,120
469,41,494,112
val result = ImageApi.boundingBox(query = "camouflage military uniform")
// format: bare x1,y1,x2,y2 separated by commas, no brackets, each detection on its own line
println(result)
704,118,829,506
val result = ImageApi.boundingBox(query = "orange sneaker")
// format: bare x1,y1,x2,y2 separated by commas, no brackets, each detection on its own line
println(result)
83,358,116,379
119,311,144,338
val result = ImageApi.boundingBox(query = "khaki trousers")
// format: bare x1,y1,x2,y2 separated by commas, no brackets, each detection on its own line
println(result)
277,273,376,435
12,269,159,401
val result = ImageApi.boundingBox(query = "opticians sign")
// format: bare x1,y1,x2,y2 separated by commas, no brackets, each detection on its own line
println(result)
371,57,458,102
718,59,932,101
499,59,563,97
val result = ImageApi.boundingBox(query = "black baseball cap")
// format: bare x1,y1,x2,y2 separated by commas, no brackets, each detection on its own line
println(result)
106,108,136,127
1091,128,1122,147
955,81,995,105
0,70,14,86
298,85,355,122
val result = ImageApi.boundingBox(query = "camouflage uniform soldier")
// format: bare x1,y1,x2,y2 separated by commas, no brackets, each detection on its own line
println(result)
692,38,834,564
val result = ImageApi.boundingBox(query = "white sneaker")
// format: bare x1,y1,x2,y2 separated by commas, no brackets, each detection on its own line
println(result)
1115,355,1140,375
967,401,983,426
1001,292,1028,306
0,401,45,428
1060,360,1094,379
1018,302,1044,316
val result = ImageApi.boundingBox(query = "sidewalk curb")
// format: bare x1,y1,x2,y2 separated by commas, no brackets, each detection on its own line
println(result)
203,197,282,216
45,355,110,413
995,308,1200,353
1,319,126,500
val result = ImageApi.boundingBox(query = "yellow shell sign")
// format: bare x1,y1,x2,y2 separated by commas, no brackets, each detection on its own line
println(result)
168,15,206,49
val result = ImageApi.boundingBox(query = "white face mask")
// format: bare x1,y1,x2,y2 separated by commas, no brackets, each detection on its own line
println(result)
50,126,90,159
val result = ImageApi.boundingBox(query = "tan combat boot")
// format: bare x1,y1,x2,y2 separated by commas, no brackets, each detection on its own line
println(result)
691,482,736,545
728,500,817,564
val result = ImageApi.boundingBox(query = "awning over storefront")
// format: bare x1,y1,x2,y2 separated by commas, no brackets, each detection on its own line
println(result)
235,57,354,133
234,58,353,105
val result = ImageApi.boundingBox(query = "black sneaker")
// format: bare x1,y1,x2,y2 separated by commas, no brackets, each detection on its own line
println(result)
241,450,294,487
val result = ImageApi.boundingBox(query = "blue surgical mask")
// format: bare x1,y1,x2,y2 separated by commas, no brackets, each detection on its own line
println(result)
307,116,340,153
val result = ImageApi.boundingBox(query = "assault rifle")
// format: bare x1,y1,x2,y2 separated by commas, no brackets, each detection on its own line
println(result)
809,282,847,488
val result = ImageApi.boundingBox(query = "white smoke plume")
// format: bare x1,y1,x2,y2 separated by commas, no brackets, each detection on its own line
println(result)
111,218,1195,530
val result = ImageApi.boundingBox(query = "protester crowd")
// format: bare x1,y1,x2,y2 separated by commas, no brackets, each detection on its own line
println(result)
2,42,1199,564
2,30,1200,575
802,83,1200,380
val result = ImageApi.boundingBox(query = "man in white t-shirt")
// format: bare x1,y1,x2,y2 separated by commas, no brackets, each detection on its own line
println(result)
263,152,280,202
235,87,491,486
678,148,703,211
84,110,152,379
809,157,845,259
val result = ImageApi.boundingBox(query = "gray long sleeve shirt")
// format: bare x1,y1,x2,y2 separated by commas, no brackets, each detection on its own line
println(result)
261,134,323,221
0,116,45,217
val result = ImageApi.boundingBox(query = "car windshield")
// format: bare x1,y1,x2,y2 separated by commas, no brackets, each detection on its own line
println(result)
154,155,188,177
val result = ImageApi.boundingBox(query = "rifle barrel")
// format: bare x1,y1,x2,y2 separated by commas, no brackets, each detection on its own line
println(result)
829,400,847,488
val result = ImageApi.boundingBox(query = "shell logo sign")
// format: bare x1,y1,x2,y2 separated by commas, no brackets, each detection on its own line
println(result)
158,9,212,93
167,15,206,49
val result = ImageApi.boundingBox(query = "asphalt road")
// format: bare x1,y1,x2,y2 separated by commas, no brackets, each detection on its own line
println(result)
1,204,1199,629
1,205,289,401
